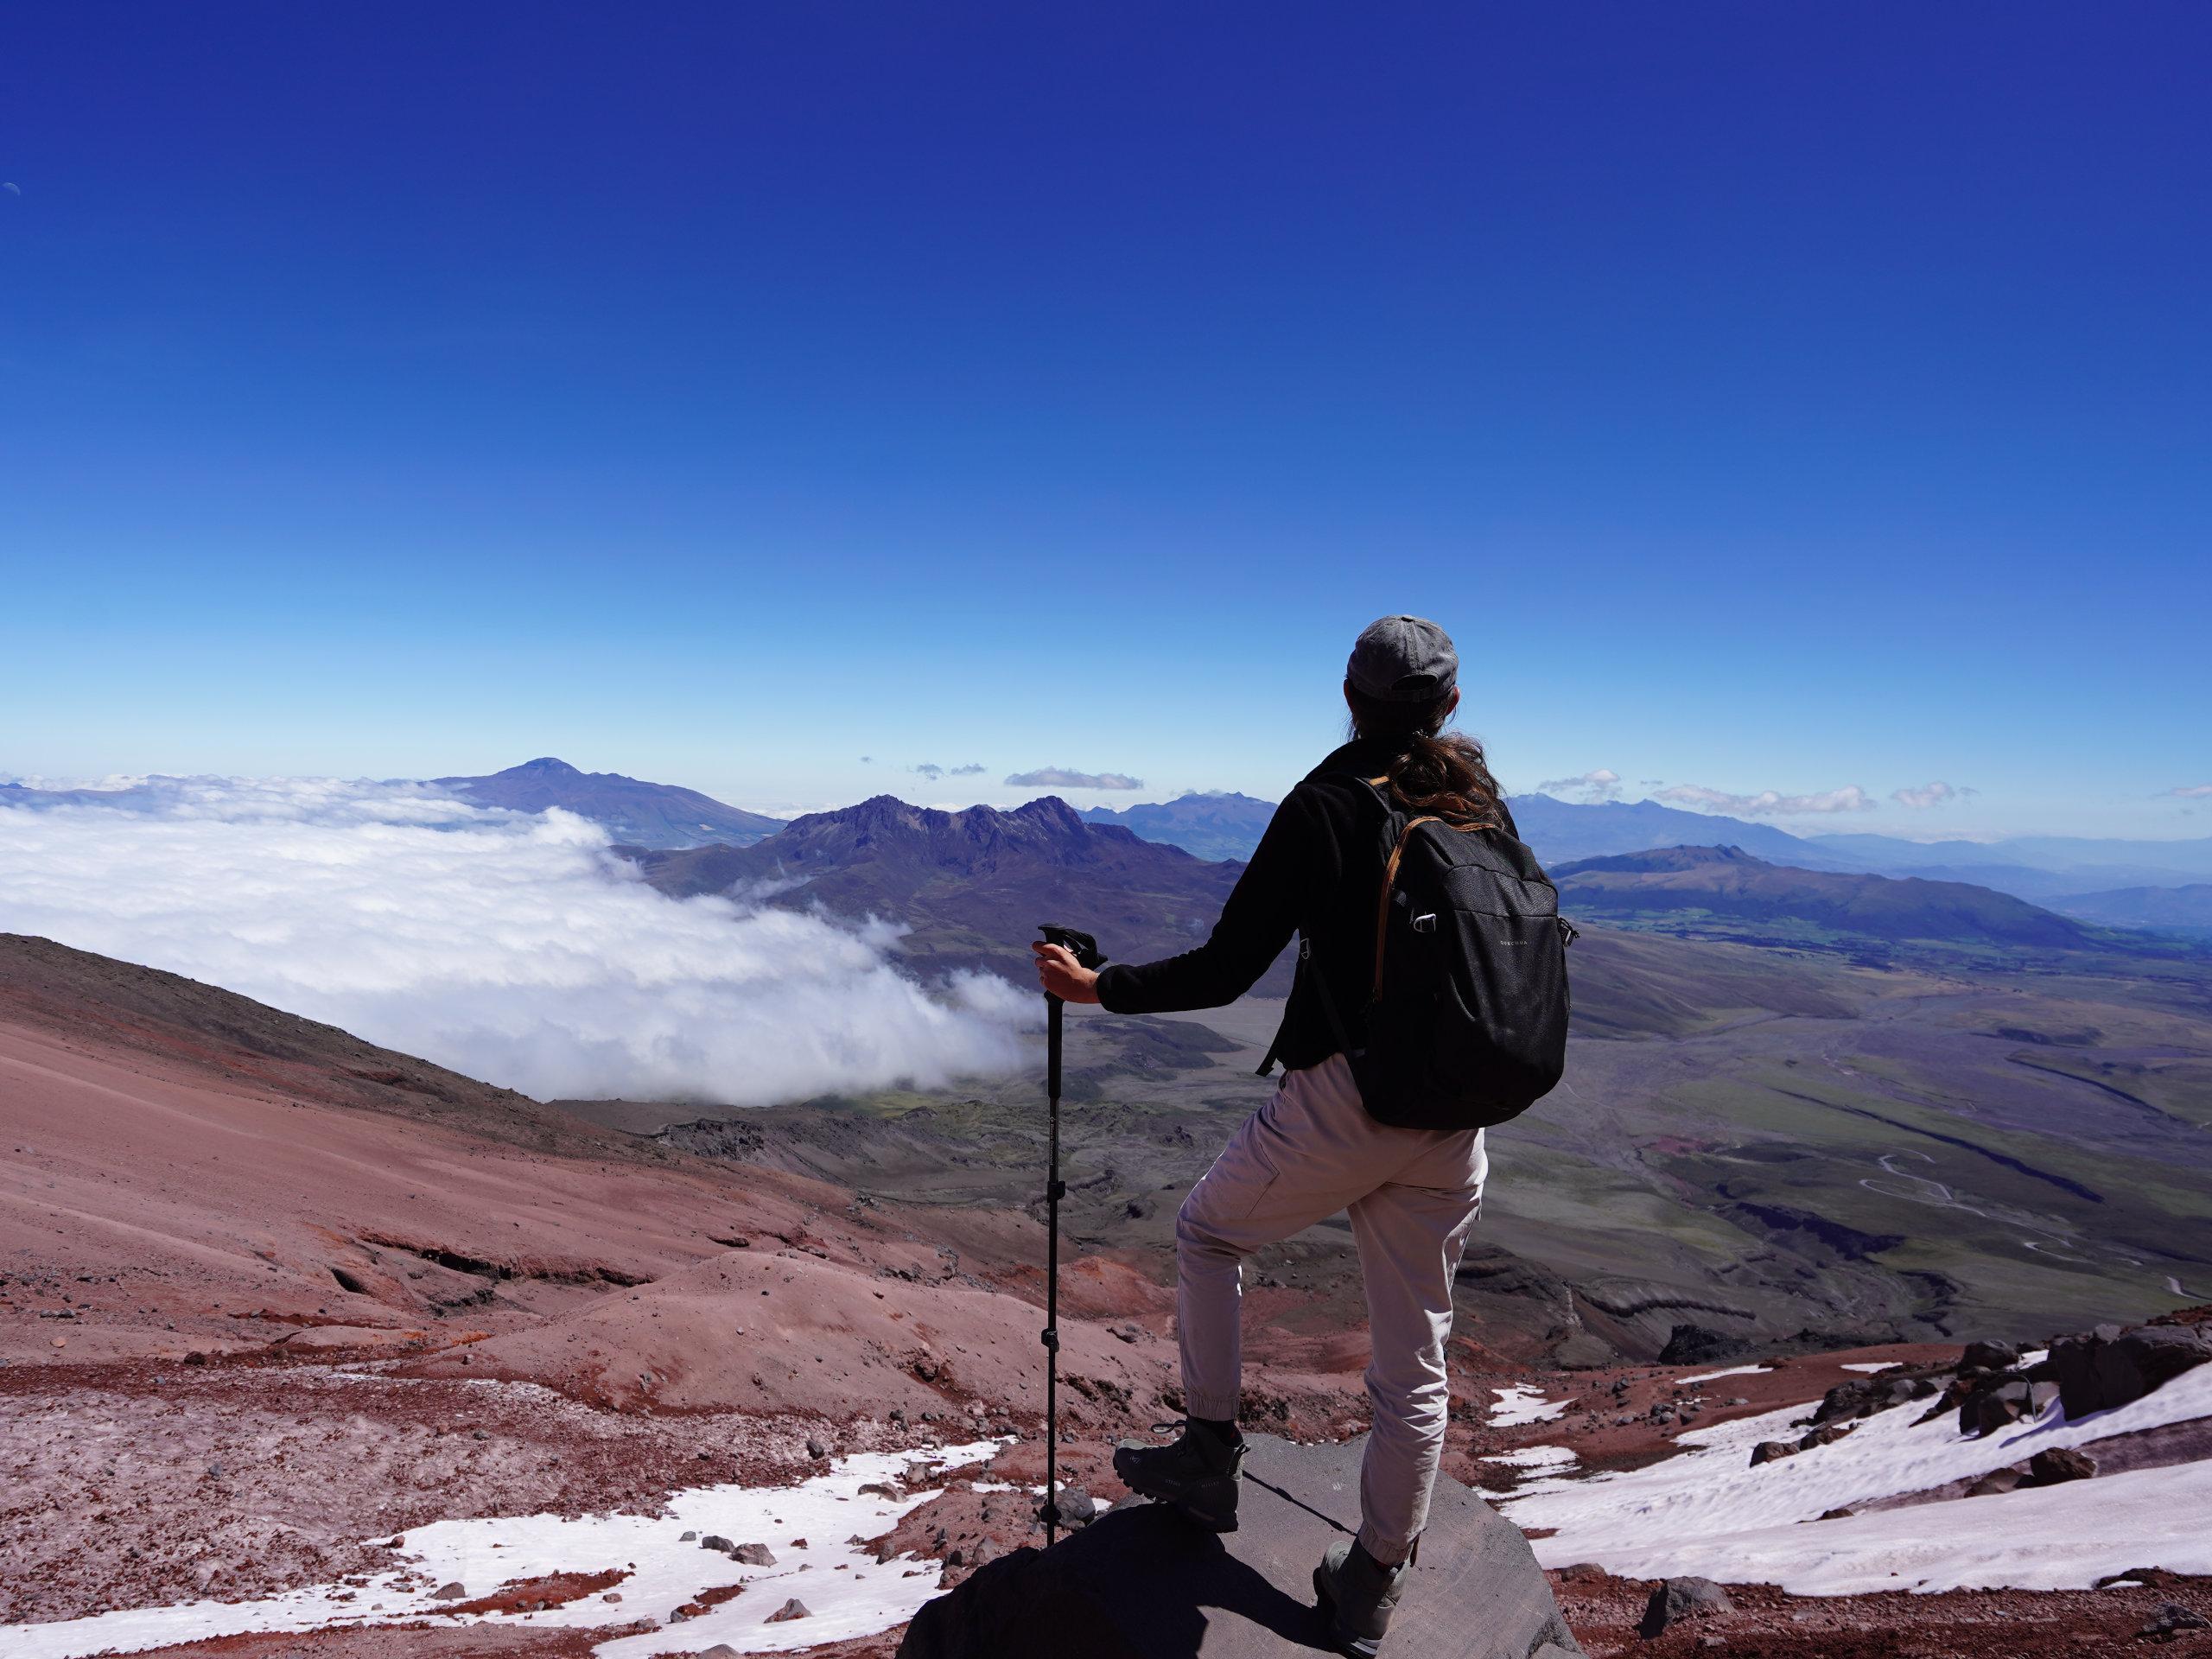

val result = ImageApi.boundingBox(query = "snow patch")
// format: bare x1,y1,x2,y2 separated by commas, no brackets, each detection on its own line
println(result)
1677,1363,1769,1385
1488,1385,1567,1426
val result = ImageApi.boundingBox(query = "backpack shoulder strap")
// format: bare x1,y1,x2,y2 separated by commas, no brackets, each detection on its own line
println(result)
1371,814,1443,1003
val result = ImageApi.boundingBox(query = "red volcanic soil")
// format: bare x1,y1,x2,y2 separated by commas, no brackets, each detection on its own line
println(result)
10,933,2191,1658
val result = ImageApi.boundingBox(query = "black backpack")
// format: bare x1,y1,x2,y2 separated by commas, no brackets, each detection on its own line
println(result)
1300,783,1576,1131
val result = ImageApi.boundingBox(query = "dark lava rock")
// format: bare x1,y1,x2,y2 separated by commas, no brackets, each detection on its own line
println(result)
2030,1445,2098,1484
2143,1603,2211,1637
808,1438,830,1459
1960,1338,2020,1372
2052,1325,2212,1420
896,1433,1582,1659
766,1598,812,1622
1656,1325,1751,1367
734,1542,777,1566
430,1582,467,1599
1637,1575,1736,1639
1749,1441,1797,1467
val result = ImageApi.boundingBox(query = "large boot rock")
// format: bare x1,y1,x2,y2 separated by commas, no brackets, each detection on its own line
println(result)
897,1433,1584,1659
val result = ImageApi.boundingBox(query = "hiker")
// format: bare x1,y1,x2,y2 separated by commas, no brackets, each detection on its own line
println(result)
1033,615,1543,1658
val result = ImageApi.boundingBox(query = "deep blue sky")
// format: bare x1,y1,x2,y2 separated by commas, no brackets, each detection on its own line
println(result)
3,2,2206,836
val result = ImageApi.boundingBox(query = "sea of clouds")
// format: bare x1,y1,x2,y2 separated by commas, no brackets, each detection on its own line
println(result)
0,777,1036,1103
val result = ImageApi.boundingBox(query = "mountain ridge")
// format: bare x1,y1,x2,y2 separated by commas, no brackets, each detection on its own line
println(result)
1553,844,2103,950
432,756,786,849
623,793,1289,991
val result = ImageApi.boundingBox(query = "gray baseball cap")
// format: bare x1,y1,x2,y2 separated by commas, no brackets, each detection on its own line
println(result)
1346,615,1458,702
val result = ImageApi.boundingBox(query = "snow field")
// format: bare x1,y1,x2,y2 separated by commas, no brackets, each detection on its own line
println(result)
12,1440,1003,1659
1502,1363,2212,1595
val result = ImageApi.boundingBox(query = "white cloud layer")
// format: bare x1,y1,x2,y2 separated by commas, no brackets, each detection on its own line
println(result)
1535,768,1622,804
1654,783,1875,816
1004,767,1142,790
2171,785,2212,799
0,778,1034,1106
1891,781,1973,809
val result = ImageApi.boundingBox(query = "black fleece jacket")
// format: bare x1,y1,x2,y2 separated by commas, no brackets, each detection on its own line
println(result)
1094,736,1518,1073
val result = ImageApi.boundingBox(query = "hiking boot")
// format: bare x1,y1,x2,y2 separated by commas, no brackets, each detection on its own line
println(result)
1313,1536,1412,1657
1111,1419,1245,1532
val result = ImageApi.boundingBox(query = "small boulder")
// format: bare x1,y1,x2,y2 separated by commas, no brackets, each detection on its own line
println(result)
1960,1338,2020,1372
2143,1604,2211,1637
807,1438,829,1459
2030,1445,2097,1484
701,1534,734,1552
766,1598,811,1622
1965,1466,2027,1497
734,1542,778,1566
430,1582,467,1599
1045,1487,1098,1529
680,1529,697,1541
1749,1441,1796,1467
1639,1575,1735,1639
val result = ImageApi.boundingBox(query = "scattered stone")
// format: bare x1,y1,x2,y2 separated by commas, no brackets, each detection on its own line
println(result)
1961,1338,2021,1372
734,1542,777,1566
1639,1575,1736,1639
701,1535,734,1552
681,1530,697,1541
1750,1441,1797,1466
430,1582,467,1599
602,1592,623,1602
697,1647,741,1658
766,1598,811,1622
2031,1445,2098,1484
807,1438,829,1459
1966,1465,2029,1497
1817,1507,1854,1520
471,1429,489,1440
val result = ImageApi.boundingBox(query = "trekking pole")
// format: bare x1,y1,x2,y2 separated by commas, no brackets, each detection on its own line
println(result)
1034,923,1104,1548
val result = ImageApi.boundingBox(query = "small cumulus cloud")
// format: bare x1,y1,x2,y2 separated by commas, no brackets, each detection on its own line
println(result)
1654,783,1875,816
1536,768,1621,804
910,763,986,781
1005,768,1144,791
911,764,944,780
1891,781,1974,809
2170,784,2212,798
0,779,1033,1105
950,764,986,776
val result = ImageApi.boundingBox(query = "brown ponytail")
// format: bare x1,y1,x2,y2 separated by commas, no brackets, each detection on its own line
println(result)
1344,684,1504,829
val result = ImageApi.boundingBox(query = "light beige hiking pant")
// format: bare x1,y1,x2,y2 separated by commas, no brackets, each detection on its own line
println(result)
1174,1053,1486,1565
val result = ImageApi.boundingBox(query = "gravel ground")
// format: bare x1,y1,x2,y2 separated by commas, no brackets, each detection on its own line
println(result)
0,1357,969,1630
1549,1563,2212,1656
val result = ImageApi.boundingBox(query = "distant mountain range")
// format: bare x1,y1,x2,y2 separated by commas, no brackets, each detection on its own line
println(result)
1553,845,2101,951
623,793,1292,992
2046,883,2212,940
433,757,786,849
1078,792,1280,862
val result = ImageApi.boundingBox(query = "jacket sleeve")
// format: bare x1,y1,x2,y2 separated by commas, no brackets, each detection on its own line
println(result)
1093,790,1315,1014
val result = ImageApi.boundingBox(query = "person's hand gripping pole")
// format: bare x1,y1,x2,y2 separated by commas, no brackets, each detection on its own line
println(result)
1032,924,1105,1547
